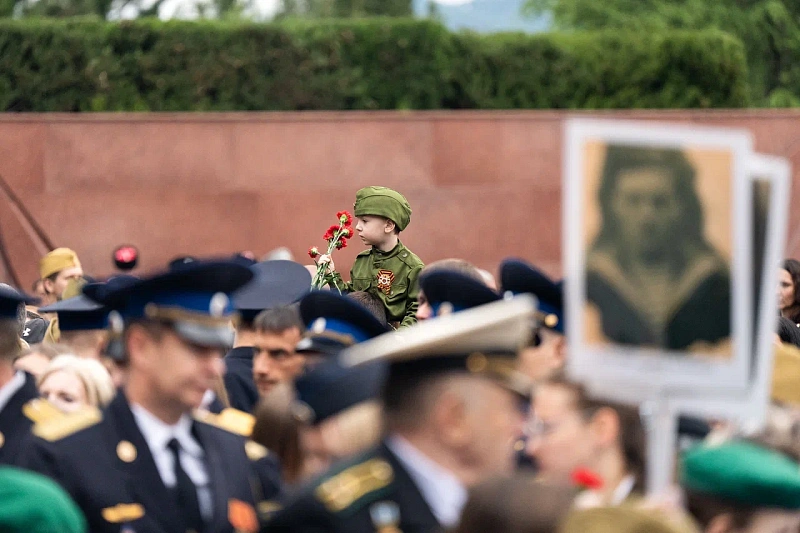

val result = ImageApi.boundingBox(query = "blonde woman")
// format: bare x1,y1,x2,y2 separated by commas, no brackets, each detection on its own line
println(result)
38,355,115,413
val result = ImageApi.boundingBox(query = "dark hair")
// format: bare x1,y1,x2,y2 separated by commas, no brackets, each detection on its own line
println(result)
545,376,648,493
684,490,756,530
251,389,304,484
450,475,577,533
347,291,388,326
593,145,710,268
253,305,302,334
781,259,800,323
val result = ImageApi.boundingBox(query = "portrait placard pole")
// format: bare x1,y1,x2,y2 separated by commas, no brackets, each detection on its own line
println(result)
643,395,678,497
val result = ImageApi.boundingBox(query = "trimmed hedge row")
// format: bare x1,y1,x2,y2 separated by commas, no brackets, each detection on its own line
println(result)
0,18,749,111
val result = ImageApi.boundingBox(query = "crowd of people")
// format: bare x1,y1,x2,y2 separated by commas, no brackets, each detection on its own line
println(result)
0,185,798,533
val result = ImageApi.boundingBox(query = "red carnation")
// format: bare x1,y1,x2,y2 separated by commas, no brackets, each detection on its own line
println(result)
335,239,347,250
570,468,604,490
340,227,353,239
324,225,340,241
308,247,320,259
337,211,353,226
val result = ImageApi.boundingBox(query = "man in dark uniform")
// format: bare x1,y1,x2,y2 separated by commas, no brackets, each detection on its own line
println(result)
0,286,39,465
225,261,311,413
266,296,536,533
19,260,277,533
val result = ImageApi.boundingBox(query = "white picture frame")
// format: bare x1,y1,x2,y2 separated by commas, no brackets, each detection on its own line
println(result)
564,118,754,397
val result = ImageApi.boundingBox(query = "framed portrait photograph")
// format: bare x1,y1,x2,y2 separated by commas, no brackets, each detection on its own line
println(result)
564,118,755,396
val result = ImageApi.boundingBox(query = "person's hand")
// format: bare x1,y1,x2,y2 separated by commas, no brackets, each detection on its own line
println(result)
318,254,335,274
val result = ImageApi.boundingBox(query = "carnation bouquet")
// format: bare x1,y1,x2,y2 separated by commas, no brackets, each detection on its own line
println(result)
308,211,353,290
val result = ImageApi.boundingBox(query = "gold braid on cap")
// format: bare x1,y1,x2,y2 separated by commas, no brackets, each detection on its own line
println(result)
143,304,239,328
465,352,532,399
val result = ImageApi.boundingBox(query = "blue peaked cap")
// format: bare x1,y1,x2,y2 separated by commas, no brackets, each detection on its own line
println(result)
499,258,564,334
419,270,500,316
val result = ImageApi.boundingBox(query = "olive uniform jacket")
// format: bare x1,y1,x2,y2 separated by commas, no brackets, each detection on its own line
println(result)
18,391,279,533
331,242,424,328
265,442,440,533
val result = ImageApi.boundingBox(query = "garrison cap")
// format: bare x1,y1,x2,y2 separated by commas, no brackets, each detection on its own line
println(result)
419,270,499,316
500,258,564,334
292,358,387,425
0,466,87,533
232,260,311,323
341,296,536,398
681,440,800,509
297,291,390,355
353,186,412,231
85,260,252,349
39,248,81,280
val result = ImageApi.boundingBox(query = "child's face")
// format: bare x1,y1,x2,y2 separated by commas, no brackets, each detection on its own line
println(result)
355,215,392,246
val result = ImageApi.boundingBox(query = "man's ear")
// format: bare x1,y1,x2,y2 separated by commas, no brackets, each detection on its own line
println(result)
551,335,568,371
41,278,56,296
434,387,470,448
125,325,153,371
384,218,396,234
589,407,621,447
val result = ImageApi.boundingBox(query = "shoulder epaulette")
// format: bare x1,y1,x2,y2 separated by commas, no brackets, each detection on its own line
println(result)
315,458,393,513
32,406,101,442
195,408,255,437
23,398,64,425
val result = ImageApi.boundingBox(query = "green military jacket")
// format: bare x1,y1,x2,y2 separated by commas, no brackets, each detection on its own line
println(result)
331,241,424,328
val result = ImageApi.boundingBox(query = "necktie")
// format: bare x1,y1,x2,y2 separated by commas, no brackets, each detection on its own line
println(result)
167,438,204,533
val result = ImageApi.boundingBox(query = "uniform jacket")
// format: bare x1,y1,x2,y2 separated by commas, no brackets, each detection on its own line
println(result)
0,372,37,465
265,442,439,533
332,242,424,328
223,346,259,413
18,391,276,533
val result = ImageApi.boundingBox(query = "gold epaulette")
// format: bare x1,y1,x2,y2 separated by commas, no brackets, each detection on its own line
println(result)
315,459,394,513
195,408,255,437
23,398,64,425
32,406,101,442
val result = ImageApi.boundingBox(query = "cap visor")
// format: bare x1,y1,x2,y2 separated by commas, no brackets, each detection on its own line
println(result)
173,321,234,349
295,336,345,356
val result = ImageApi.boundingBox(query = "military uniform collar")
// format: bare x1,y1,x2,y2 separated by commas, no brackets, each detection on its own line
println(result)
385,434,467,528
372,242,404,258
130,403,204,459
0,371,26,413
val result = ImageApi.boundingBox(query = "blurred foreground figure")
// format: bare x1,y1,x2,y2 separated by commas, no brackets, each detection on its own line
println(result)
267,297,534,533
0,466,86,532
20,260,276,533
0,286,40,465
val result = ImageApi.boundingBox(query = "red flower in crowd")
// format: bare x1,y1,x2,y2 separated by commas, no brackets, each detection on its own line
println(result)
340,227,353,239
337,211,353,226
335,239,347,250
308,247,320,259
323,225,340,242
570,468,604,490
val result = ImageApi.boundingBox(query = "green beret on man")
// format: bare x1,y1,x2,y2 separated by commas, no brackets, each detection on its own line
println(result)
354,186,412,231
0,467,87,532
681,440,800,509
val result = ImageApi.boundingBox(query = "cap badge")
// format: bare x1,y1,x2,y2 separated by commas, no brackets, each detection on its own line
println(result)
376,270,395,295
209,293,229,318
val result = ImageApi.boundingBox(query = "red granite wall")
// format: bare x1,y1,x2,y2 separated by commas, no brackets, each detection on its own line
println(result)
0,110,798,288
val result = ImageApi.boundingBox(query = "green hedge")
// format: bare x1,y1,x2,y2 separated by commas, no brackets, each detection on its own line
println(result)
0,18,749,111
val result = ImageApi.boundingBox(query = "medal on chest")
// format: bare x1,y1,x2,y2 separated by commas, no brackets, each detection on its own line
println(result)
376,270,395,295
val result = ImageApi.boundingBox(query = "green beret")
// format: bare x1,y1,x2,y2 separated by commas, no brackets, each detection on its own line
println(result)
0,467,86,532
681,441,800,509
353,186,412,231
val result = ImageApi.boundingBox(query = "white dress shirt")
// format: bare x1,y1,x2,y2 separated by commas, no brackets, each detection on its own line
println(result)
385,434,467,528
0,371,26,413
130,404,213,520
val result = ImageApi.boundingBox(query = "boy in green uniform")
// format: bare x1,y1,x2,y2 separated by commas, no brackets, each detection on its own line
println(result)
321,186,424,328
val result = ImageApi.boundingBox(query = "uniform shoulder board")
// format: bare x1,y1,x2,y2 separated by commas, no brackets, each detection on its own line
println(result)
32,406,102,442
23,398,64,425
315,458,394,513
195,408,255,437
245,440,269,461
